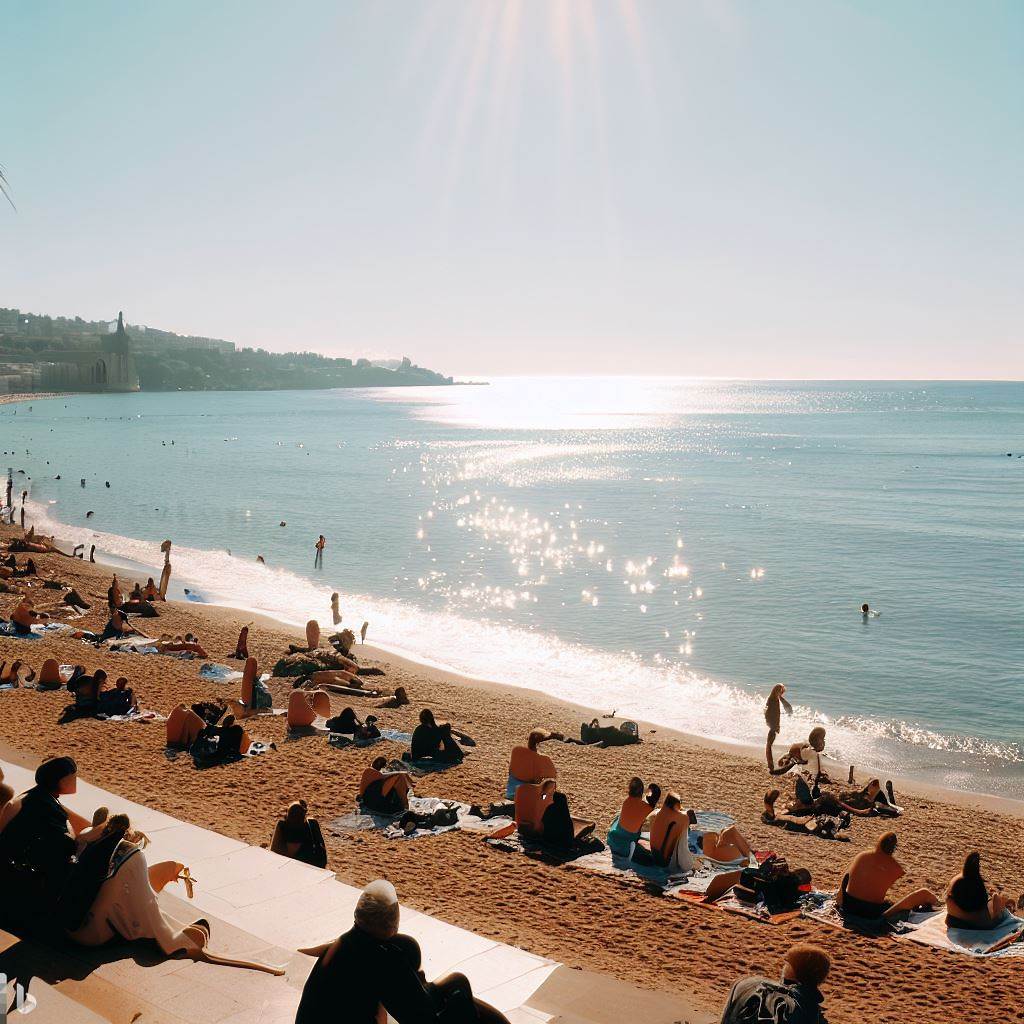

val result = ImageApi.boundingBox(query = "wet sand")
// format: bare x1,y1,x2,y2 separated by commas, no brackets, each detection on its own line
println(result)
2,527,1023,1024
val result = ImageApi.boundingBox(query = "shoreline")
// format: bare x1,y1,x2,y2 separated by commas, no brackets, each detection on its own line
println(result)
3,524,1024,1024
35,513,1024,817
0,391,67,406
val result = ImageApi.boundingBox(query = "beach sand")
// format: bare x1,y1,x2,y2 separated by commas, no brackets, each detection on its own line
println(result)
2,527,1023,1024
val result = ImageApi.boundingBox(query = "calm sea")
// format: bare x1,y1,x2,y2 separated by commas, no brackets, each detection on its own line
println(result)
5,379,1023,797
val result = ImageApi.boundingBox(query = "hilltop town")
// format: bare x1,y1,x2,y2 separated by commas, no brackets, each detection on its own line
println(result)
0,307,454,393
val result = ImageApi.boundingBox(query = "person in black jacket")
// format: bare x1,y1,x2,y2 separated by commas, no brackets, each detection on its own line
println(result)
719,944,830,1024
296,880,512,1024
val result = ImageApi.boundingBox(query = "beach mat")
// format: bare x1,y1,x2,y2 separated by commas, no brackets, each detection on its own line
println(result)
485,830,605,865
328,797,467,840
566,849,687,892
96,708,166,724
897,910,1024,957
675,890,804,926
800,891,896,937
325,728,412,749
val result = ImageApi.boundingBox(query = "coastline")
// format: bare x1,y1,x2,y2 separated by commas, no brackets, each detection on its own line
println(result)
3,523,1024,1024
0,391,66,406
34,515,1024,818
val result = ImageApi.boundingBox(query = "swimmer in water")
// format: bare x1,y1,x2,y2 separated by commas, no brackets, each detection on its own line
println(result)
331,592,341,625
257,554,265,564
861,603,880,619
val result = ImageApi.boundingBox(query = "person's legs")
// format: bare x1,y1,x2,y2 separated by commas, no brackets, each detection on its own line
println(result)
718,825,752,858
310,690,331,717
431,973,513,1024
765,728,777,768
380,773,413,803
885,888,938,919
438,732,464,763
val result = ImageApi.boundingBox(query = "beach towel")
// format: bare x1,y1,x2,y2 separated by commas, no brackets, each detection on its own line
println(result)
96,708,165,724
898,909,1024,957
396,754,467,775
485,830,605,865
198,663,243,682
800,891,895,937
0,621,39,639
326,728,412,750
677,890,805,925
327,797,477,840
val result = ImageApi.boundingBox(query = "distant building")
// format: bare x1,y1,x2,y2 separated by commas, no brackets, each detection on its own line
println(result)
38,311,140,392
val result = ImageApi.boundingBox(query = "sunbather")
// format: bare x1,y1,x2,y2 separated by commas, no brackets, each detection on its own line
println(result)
762,789,852,840
271,800,328,868
296,879,512,1024
409,708,467,764
946,852,1021,930
166,704,208,749
836,831,936,921
234,656,272,715
203,714,250,760
107,575,123,611
229,625,250,660
375,685,410,709
100,609,140,641
606,777,659,856
153,636,209,658
770,727,833,807
9,597,48,634
288,689,332,728
142,577,160,601
690,813,753,862
70,669,107,715
635,792,695,870
98,677,138,716
0,660,35,686
506,729,559,798
837,778,899,816
720,944,830,1024
538,779,595,849
359,756,414,813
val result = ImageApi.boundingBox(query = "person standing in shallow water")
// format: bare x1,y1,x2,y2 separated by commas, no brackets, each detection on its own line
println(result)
764,683,793,770
360,621,368,644
330,593,341,625
314,535,326,568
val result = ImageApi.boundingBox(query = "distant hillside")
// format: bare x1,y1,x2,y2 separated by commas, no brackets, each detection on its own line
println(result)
0,307,453,393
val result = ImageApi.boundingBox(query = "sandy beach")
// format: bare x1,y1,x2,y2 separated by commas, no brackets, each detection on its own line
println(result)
2,526,1023,1024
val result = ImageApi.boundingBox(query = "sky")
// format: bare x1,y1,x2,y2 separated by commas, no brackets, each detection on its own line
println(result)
1,1,1021,379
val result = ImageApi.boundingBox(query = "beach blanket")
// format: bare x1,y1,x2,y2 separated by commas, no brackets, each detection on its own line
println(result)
898,910,1024,958
327,797,480,840
485,830,605,865
567,849,689,892
679,890,805,926
199,663,243,682
0,621,39,639
325,728,412,750
96,708,165,724
396,754,467,776
800,891,896,937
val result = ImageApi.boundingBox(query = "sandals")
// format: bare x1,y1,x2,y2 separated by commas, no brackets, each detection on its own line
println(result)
177,867,197,899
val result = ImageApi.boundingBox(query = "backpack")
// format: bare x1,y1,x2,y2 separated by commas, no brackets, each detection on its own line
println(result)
723,978,816,1024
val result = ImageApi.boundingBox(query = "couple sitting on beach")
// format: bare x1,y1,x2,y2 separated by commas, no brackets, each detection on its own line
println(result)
65,666,138,717
607,778,753,871
836,832,1021,930
166,702,252,763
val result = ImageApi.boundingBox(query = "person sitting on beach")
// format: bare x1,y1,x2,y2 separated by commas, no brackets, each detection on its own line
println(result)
720,943,830,1024
607,777,660,857
142,577,160,601
408,709,468,764
9,597,48,635
229,624,250,660
107,575,123,611
538,779,595,849
270,800,327,868
68,669,107,715
232,656,272,716
36,658,66,690
945,852,1021,930
98,676,138,716
288,689,332,728
100,609,140,642
199,714,250,761
506,729,560,798
129,582,144,602
770,727,832,806
295,879,513,1024
634,792,695,871
166,704,208,749
764,683,794,769
360,756,415,814
836,831,937,921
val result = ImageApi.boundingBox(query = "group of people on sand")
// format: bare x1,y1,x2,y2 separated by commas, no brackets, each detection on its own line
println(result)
1,656,139,716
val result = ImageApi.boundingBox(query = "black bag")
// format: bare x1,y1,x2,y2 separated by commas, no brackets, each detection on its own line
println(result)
722,977,810,1024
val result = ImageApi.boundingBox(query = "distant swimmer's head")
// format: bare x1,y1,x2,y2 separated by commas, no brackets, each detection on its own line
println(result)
861,603,870,614
808,726,827,751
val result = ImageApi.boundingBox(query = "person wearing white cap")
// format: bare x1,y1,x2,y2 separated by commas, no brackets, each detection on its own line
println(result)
296,879,511,1023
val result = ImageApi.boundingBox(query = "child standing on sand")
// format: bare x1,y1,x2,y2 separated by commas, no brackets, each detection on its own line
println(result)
764,683,793,769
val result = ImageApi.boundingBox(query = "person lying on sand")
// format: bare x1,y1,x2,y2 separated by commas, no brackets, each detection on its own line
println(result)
506,729,561,798
607,777,661,856
837,778,900,817
153,636,210,658
407,708,472,764
946,852,1023,930
359,756,414,813
296,880,513,1024
720,943,830,1024
9,596,49,634
271,800,327,869
62,588,91,611
0,659,36,686
762,789,852,840
69,669,108,715
688,811,753,862
374,684,410,709
836,831,937,921
98,677,138,716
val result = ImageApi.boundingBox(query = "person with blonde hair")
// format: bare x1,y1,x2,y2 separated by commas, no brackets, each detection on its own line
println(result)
720,943,830,1024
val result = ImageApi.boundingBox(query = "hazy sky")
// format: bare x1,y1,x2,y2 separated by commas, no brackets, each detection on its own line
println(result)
2,1,1021,378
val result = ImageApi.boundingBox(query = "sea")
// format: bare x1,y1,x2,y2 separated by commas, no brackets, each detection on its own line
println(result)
3,379,1022,798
